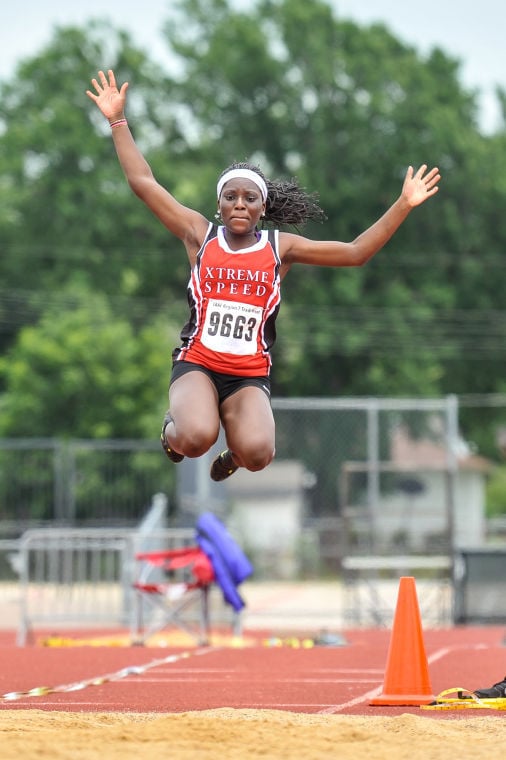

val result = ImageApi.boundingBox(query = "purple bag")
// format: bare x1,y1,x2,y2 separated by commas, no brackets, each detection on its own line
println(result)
196,512,253,612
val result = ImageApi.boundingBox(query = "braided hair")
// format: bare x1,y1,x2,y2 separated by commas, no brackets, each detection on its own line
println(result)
217,161,327,228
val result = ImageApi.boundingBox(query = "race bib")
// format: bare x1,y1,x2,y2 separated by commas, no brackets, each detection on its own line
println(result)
201,299,262,355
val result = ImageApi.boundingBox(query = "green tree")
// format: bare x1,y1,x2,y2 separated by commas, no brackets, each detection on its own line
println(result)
0,22,196,349
161,0,503,398
485,465,506,517
1,0,505,446
0,289,179,439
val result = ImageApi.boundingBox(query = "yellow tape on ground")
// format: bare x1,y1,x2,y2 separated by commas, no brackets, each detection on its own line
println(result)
39,633,317,649
1,650,197,702
422,687,506,711
39,632,257,648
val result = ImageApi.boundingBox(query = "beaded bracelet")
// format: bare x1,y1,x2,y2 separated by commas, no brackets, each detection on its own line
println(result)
110,118,128,129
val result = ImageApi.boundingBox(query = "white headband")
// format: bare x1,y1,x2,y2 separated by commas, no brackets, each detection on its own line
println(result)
216,169,268,202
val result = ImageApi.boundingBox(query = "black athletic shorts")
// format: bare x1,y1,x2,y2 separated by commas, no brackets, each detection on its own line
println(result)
169,360,271,404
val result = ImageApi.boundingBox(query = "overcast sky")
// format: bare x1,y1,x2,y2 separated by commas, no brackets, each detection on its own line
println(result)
2,0,504,132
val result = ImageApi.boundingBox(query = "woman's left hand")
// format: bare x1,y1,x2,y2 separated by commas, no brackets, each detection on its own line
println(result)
402,164,441,207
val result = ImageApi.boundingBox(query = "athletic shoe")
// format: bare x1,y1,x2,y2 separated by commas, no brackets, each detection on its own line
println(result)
210,449,238,481
474,677,506,698
160,412,184,464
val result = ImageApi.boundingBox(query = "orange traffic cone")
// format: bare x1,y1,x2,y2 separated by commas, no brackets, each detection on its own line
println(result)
370,576,435,706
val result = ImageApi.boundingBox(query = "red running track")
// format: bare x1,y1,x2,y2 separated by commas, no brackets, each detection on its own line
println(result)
0,627,505,717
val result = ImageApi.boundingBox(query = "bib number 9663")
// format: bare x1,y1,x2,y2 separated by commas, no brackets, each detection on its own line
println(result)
202,299,262,355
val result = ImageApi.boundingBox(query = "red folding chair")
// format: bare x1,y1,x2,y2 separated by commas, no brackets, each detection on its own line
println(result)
131,546,215,645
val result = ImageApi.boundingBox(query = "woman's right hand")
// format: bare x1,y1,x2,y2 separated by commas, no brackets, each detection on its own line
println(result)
86,69,128,122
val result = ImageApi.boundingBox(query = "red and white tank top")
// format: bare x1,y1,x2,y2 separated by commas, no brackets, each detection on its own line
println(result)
174,224,282,376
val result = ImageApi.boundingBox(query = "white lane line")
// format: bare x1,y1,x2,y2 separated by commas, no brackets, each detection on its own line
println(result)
317,645,458,714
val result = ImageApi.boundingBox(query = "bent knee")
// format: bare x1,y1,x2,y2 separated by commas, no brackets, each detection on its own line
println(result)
239,443,275,473
177,427,218,458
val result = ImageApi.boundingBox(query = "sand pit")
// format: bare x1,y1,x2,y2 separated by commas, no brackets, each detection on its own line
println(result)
2,708,506,759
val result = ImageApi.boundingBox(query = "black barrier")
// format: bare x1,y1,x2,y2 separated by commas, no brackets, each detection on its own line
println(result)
453,548,506,624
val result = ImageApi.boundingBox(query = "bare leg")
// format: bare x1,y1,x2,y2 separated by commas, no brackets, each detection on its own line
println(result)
219,386,275,472
164,371,221,459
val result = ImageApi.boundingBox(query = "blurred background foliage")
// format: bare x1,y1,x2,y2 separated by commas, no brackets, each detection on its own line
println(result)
1,0,506,498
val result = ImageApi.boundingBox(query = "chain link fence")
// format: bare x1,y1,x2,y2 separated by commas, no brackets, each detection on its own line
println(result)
1,395,505,584
0,439,177,537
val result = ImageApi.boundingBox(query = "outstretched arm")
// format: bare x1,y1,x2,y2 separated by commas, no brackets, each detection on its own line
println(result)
86,70,208,256
280,164,441,269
